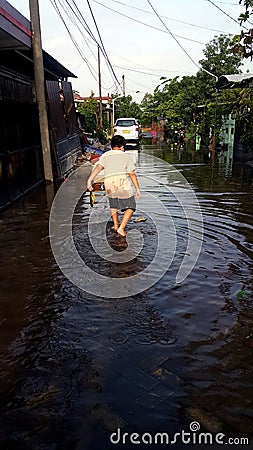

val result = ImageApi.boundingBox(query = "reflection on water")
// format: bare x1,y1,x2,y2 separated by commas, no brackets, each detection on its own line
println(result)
0,143,253,449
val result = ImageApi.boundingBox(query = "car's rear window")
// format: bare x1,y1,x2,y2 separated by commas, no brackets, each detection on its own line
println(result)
116,120,135,127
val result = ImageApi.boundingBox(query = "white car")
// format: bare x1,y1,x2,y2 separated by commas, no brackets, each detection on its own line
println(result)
113,117,142,148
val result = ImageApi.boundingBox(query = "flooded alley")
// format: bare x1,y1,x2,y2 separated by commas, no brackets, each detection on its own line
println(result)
0,142,253,449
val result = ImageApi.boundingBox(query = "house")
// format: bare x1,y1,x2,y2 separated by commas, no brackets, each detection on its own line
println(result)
73,93,114,135
0,0,81,210
216,73,253,179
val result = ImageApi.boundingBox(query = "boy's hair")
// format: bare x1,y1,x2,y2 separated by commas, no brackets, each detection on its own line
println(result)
111,135,126,149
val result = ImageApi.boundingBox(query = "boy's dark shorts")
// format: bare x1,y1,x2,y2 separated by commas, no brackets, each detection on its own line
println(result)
108,195,136,212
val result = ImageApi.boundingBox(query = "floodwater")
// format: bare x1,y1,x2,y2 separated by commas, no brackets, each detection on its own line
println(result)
0,141,253,449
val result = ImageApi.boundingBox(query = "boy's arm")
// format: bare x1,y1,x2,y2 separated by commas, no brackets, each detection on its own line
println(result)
87,164,103,191
128,171,141,199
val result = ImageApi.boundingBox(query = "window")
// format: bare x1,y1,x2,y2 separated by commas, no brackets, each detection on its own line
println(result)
116,120,135,127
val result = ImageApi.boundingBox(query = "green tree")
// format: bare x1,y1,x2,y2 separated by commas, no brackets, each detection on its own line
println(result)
233,0,253,58
154,77,180,126
197,34,242,100
155,76,203,128
77,91,97,134
140,93,156,126
200,34,242,76
195,35,242,141
149,34,243,143
114,95,142,121
229,87,253,152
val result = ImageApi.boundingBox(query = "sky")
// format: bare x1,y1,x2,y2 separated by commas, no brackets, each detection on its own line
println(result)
7,0,253,102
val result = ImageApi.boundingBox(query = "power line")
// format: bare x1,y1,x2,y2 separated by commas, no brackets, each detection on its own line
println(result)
108,48,203,77
114,65,161,77
49,0,98,82
113,65,195,77
67,0,99,44
74,50,195,79
53,0,119,91
65,0,119,87
147,0,218,80
147,0,201,71
127,76,153,90
92,0,206,45
109,50,162,73
74,50,117,91
205,0,249,29
73,48,97,70
58,0,120,89
86,0,120,89
57,0,95,55
86,0,107,56
107,0,230,34
204,0,239,5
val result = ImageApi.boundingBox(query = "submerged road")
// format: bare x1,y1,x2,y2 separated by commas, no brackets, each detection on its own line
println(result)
0,143,253,449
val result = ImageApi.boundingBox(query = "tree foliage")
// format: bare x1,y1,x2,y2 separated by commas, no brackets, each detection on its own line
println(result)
137,34,243,143
230,88,253,151
77,25,252,150
77,91,98,134
233,0,253,58
230,1,253,151
94,31,252,150
140,93,157,126
114,95,142,121
201,34,242,75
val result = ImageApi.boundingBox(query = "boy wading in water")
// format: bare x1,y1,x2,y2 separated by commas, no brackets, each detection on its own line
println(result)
87,135,141,237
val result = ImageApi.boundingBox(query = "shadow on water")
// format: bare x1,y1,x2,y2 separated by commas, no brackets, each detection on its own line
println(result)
0,142,253,449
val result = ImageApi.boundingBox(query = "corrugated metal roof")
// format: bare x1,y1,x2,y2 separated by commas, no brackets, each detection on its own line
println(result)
0,0,77,78
216,74,253,89
42,50,77,79
0,0,31,49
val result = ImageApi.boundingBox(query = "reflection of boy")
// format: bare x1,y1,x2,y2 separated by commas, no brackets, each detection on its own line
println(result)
87,135,141,237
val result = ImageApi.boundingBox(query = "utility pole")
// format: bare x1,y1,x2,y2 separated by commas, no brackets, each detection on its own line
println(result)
29,0,53,182
97,44,103,130
112,98,115,128
122,74,125,96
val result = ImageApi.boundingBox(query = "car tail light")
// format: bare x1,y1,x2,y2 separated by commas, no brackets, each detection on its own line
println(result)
135,127,139,131
114,128,117,133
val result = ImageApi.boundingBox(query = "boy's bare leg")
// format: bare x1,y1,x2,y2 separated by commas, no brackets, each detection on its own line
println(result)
110,208,119,230
117,209,134,237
